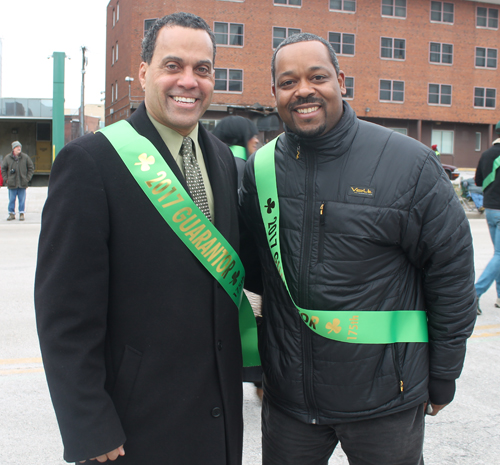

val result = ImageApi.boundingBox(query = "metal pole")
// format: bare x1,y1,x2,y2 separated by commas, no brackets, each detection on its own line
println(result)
80,46,87,137
52,52,66,159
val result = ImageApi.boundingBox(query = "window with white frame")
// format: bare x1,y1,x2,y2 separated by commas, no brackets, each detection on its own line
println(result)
432,130,454,154
381,37,405,60
214,22,244,46
428,84,452,105
329,0,356,12
115,42,118,61
475,47,497,69
144,19,157,35
274,0,301,5
474,88,496,108
112,8,116,27
215,68,243,92
380,80,404,102
111,46,114,65
344,77,354,99
273,27,301,48
475,132,482,151
430,42,453,64
329,32,355,55
115,81,118,101
116,1,119,21
111,84,114,102
382,0,406,18
477,7,498,29
431,1,454,23
390,128,408,135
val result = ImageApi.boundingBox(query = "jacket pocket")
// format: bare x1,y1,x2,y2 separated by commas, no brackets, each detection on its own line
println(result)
392,343,404,398
112,345,143,420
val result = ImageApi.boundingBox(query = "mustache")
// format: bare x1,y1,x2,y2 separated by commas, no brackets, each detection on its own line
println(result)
289,97,324,111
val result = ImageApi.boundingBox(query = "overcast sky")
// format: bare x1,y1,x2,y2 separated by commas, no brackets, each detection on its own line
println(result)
0,0,110,110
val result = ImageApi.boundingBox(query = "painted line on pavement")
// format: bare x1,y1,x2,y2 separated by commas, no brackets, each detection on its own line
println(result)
472,324,500,339
0,357,44,376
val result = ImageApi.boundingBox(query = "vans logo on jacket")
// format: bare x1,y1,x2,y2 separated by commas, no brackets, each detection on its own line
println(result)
349,186,375,198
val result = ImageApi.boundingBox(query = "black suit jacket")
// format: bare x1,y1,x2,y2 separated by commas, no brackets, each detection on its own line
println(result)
35,103,243,464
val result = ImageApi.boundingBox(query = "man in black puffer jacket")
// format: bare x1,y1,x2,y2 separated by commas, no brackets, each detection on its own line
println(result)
239,33,476,465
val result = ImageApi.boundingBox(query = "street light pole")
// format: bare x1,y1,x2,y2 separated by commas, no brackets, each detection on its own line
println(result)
125,76,134,116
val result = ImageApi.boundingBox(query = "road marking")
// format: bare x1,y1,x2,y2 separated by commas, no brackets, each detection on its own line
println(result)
472,324,500,339
0,357,44,376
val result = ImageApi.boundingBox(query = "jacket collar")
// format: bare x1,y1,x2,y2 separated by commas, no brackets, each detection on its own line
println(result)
284,100,358,158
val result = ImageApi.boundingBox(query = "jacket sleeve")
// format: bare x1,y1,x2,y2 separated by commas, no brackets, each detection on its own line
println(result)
402,152,476,404
34,142,126,462
26,154,34,182
1,157,7,184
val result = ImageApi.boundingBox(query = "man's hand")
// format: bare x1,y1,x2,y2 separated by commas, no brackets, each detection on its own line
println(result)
425,402,448,416
79,445,125,463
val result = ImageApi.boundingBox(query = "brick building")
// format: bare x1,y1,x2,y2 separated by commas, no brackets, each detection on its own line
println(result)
105,0,500,168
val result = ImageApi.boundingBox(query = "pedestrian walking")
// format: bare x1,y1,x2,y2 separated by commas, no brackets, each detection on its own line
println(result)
35,12,252,464
474,120,500,315
1,141,34,221
239,32,477,465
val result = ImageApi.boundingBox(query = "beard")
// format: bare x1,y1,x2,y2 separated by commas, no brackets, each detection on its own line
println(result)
287,96,328,138
292,121,327,139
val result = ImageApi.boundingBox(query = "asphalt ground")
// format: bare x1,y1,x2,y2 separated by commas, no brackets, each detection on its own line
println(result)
0,186,499,465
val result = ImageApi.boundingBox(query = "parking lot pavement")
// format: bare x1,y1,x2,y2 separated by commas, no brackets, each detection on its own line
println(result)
1,188,499,464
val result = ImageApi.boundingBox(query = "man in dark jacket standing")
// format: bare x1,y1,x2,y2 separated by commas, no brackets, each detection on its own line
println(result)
1,141,34,221
35,13,244,464
240,33,476,465
474,121,500,314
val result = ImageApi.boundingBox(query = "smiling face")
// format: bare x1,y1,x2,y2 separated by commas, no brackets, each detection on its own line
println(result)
13,146,22,156
139,25,215,136
272,40,346,138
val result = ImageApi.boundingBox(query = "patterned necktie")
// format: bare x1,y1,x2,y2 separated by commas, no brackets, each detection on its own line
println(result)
180,136,212,222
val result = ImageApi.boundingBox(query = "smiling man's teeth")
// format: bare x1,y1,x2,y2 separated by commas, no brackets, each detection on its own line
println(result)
296,106,319,114
173,96,196,103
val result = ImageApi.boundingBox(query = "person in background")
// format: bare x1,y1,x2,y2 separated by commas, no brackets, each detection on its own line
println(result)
35,12,244,464
431,144,441,160
1,141,34,221
213,115,263,400
474,121,500,315
240,32,476,465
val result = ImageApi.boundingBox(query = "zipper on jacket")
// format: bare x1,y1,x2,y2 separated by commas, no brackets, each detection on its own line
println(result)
297,145,319,422
318,203,326,263
392,344,404,399
296,143,300,159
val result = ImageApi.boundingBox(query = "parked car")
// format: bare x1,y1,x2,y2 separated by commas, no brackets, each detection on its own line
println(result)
442,163,460,181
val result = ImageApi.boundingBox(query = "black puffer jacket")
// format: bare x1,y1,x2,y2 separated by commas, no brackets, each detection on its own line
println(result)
240,102,476,425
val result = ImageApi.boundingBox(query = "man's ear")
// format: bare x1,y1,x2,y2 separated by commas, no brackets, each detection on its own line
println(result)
272,84,276,97
139,62,148,90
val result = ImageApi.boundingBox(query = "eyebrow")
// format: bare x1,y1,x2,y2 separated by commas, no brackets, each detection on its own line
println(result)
161,55,213,68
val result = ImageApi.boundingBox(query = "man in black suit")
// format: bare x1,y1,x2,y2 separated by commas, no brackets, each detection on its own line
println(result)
35,12,243,464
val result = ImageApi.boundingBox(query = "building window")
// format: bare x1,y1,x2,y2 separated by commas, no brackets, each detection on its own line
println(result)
476,132,482,151
344,77,354,99
475,48,497,69
274,0,301,5
432,130,454,154
112,8,115,27
429,42,453,64
201,120,218,132
329,0,356,12
381,37,405,60
215,68,243,92
477,7,498,29
329,32,355,55
111,84,114,102
431,1,454,23
380,80,405,102
111,46,114,65
390,128,408,135
214,22,244,46
144,19,157,35
382,0,406,18
115,81,118,101
115,42,118,61
428,84,452,105
474,88,496,108
273,27,301,49
116,1,119,21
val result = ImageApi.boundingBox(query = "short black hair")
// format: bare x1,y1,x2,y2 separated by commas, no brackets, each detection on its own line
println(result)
271,32,340,85
141,12,216,64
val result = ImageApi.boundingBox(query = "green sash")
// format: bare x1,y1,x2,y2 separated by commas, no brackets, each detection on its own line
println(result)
99,120,260,366
482,154,500,190
253,136,428,344
229,145,247,160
